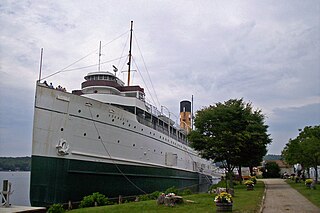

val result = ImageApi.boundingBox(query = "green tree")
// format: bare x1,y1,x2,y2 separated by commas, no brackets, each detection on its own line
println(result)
261,162,280,178
188,99,271,187
282,125,320,183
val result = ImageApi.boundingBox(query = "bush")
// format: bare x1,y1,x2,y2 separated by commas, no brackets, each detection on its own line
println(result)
138,191,162,201
47,203,65,213
149,191,162,200
138,194,151,201
79,192,110,208
165,186,178,195
180,189,192,195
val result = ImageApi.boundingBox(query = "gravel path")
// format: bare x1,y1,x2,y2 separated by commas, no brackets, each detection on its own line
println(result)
261,178,319,213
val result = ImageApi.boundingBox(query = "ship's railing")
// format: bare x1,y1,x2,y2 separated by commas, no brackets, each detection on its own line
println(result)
136,114,188,145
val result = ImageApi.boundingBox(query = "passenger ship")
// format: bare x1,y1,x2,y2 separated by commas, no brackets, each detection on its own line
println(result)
30,22,214,207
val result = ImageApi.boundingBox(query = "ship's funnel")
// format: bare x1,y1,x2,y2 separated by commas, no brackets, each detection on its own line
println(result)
180,100,191,133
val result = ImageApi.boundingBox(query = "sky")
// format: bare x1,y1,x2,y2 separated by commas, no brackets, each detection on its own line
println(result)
0,0,319,157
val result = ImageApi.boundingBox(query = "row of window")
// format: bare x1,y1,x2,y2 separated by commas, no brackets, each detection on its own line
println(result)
76,107,188,151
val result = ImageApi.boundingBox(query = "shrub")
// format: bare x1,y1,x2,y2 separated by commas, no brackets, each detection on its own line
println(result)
180,189,192,195
165,186,178,195
79,192,110,208
138,191,162,201
138,194,150,201
47,203,65,213
149,191,162,200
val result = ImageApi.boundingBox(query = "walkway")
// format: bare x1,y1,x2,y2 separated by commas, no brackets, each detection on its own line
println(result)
261,178,319,213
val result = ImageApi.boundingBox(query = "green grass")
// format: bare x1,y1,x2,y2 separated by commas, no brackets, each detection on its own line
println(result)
69,181,265,213
286,179,320,208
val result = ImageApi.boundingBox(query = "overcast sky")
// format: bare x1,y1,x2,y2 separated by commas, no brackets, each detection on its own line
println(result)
0,0,319,157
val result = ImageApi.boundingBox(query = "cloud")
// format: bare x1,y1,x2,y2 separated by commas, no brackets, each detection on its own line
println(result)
0,0,319,156
267,103,320,154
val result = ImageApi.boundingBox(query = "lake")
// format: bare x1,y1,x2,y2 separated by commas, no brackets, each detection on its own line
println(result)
0,171,30,206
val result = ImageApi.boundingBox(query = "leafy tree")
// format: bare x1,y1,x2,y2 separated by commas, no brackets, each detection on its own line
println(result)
188,99,271,188
261,162,280,178
282,125,320,183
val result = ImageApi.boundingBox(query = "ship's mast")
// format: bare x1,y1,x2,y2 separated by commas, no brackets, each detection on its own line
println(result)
127,21,133,86
38,48,44,81
98,41,102,72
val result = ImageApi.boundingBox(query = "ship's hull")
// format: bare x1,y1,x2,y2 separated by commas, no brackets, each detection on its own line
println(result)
30,155,210,206
30,83,213,206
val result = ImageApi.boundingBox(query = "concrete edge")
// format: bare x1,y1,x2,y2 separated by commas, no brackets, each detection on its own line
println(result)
259,180,267,213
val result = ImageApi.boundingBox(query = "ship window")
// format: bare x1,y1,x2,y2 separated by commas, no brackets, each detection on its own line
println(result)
118,140,120,143
60,128,64,131
134,126,136,128
96,114,99,118
112,119,114,122
129,124,131,127
84,133,86,136
133,144,136,147
94,90,98,93
141,128,143,131
98,136,101,139
78,110,81,113
123,122,125,125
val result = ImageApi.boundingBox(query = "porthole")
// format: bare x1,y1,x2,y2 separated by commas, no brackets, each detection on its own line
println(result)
133,144,136,147
84,133,87,136
98,136,101,139
96,114,99,118
129,124,131,127
78,110,81,113
123,122,125,125
134,126,136,129
94,90,98,93
150,132,152,134
141,129,144,131
160,136,161,139
154,149,156,152
118,140,120,143
112,119,114,122
60,128,64,131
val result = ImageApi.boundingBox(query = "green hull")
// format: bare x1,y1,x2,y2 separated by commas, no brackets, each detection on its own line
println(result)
30,155,211,207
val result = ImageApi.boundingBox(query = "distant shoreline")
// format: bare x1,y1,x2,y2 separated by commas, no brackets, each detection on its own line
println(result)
0,157,31,172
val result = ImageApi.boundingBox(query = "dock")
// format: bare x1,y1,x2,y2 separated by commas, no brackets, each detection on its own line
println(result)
0,206,46,213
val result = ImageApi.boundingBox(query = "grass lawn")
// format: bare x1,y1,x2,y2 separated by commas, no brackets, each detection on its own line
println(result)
69,181,265,213
285,179,320,208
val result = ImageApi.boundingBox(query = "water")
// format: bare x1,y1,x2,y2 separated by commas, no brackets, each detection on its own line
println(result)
0,171,30,206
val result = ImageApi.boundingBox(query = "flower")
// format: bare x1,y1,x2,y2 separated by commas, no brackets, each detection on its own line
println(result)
165,193,176,197
214,192,233,204
305,179,313,185
244,180,254,186
250,176,257,184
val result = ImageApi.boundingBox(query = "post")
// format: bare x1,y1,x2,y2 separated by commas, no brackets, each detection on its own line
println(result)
2,180,12,207
38,48,43,81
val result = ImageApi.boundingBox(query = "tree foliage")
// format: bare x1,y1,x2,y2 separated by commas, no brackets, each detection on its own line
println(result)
0,157,31,171
188,99,271,185
261,162,280,178
282,125,320,182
